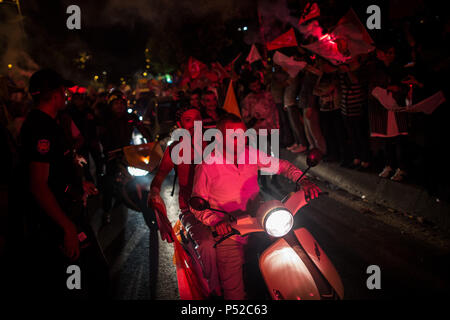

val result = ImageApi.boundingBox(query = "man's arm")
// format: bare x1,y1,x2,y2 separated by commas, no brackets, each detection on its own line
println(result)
29,162,79,260
255,147,302,180
150,147,175,196
148,148,175,242
256,149,321,199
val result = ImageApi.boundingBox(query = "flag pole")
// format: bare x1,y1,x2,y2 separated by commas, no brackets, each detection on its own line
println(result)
257,3,268,62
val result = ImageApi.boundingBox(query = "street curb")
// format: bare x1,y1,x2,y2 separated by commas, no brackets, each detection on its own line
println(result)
279,149,450,232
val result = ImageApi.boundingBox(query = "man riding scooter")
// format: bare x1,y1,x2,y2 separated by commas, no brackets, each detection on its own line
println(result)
147,106,222,296
189,113,321,300
100,89,151,224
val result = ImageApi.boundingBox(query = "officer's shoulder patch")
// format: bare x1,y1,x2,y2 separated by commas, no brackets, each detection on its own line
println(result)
37,139,50,155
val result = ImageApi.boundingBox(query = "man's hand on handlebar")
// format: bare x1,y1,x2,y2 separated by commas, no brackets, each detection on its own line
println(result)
215,221,233,236
298,177,321,202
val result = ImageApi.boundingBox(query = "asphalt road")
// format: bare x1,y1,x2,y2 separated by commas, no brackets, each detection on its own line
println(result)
96,171,450,300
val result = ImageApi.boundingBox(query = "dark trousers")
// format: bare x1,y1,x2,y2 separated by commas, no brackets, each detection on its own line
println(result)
276,103,294,148
7,216,109,300
286,105,308,147
343,115,370,162
101,160,119,213
379,136,407,170
320,110,347,162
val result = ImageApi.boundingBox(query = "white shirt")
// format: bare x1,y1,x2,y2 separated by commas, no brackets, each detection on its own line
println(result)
191,146,303,228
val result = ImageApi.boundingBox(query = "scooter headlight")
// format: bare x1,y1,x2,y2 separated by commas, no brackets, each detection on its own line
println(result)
127,166,148,177
263,208,294,237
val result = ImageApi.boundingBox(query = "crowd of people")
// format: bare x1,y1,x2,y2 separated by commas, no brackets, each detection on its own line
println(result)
0,6,449,300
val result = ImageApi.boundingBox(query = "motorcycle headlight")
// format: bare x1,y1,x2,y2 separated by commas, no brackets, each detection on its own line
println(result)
263,208,294,237
127,166,148,177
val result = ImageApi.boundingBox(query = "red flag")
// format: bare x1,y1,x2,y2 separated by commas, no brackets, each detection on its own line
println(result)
298,3,320,25
171,222,209,300
210,62,229,82
246,44,262,64
188,57,207,79
266,28,298,51
273,51,307,78
173,238,209,299
224,53,242,78
332,8,374,47
222,80,241,118
302,9,375,65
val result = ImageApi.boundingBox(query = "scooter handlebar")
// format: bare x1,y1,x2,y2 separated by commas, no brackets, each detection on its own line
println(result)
212,228,240,248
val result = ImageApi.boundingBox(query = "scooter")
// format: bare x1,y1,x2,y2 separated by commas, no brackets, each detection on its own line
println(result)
187,149,344,300
105,140,163,219
105,139,164,298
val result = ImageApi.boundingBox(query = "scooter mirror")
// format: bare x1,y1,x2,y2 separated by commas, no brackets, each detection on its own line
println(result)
306,148,323,168
189,196,210,211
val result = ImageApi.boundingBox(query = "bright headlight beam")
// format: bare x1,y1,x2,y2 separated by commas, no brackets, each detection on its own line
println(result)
264,208,294,237
127,166,148,177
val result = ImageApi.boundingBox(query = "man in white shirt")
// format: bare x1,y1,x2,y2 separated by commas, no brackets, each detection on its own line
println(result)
190,113,320,299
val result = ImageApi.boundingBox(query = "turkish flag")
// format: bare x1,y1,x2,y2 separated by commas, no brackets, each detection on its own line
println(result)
210,62,229,82
302,9,375,65
187,57,207,79
273,51,306,78
266,28,298,51
246,44,262,64
298,3,320,25
224,53,242,78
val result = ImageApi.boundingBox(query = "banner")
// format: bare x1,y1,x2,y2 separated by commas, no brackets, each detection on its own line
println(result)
222,80,241,118
246,44,262,64
266,28,298,51
298,2,320,25
372,87,446,114
273,51,307,78
302,9,375,65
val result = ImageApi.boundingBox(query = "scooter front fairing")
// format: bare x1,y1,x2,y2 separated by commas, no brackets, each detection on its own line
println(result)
258,228,344,300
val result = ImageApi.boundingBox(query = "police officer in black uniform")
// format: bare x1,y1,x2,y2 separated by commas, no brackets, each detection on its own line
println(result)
16,69,106,298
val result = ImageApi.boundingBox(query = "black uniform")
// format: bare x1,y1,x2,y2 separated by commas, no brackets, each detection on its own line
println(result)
17,108,109,299
19,109,82,239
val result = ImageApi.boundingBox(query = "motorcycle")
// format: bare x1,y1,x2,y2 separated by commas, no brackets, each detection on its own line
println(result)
187,149,344,300
105,139,163,225
105,140,164,298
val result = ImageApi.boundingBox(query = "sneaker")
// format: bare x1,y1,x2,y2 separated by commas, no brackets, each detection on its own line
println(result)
390,168,407,182
290,144,308,153
286,143,298,151
379,166,393,178
358,161,370,171
348,158,361,169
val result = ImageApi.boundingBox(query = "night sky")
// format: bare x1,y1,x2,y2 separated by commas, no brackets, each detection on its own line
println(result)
17,0,256,85
2,0,443,86
21,1,159,83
